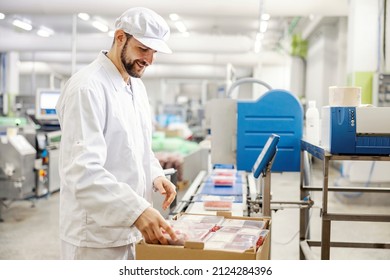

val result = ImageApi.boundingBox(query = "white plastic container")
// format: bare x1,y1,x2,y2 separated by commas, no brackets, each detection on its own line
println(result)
305,100,320,145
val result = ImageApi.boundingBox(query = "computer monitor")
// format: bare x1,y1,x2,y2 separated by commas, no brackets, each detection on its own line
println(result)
252,134,280,178
35,88,61,120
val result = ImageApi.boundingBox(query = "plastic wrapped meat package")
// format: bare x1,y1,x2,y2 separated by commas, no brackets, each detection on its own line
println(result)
211,176,235,187
221,219,266,230
218,226,261,236
209,169,245,182
211,168,245,178
223,233,259,252
211,168,238,177
256,230,269,248
176,214,225,225
203,200,233,211
157,214,269,253
160,215,225,246
194,194,240,202
161,220,213,246
204,230,260,253
135,214,271,260
203,222,269,252
205,172,245,188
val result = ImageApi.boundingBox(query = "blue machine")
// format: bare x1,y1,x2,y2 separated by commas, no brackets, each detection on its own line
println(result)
322,106,390,155
209,78,303,172
237,89,303,172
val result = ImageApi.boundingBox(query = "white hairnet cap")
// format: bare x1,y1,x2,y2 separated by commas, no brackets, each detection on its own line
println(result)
115,7,172,54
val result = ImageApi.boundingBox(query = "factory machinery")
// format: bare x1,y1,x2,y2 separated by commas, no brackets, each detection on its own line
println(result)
171,134,314,219
0,133,36,221
0,117,61,222
171,78,314,218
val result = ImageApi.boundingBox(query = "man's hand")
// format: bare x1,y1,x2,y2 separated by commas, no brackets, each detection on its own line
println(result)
153,176,177,210
134,207,177,244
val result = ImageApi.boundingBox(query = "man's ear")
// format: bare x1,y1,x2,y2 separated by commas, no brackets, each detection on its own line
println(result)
114,30,127,46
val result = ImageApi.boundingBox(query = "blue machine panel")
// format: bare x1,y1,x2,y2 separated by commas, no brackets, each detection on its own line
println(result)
236,89,303,172
328,107,356,154
328,107,390,155
252,134,280,178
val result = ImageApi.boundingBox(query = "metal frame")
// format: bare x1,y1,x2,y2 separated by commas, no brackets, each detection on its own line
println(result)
299,140,390,260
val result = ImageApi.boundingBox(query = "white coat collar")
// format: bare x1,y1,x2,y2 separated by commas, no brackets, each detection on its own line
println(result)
98,51,128,92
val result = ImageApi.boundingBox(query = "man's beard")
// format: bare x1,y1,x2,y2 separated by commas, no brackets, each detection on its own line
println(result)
120,39,145,78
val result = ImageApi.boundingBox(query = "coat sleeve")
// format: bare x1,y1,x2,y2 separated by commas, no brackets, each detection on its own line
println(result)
57,85,150,228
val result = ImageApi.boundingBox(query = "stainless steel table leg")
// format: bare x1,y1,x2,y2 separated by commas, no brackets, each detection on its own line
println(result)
263,171,271,217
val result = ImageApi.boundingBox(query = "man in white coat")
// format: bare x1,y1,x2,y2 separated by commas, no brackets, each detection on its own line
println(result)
56,7,177,260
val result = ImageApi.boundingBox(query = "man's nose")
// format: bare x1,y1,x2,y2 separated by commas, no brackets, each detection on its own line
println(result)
144,51,155,66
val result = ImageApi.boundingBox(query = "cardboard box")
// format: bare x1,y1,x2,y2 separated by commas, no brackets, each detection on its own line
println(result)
135,212,270,260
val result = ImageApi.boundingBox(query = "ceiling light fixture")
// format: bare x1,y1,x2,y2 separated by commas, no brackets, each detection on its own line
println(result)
0,13,5,20
260,20,268,33
169,13,189,36
92,19,109,32
174,21,187,33
78,12,90,21
169,13,180,21
254,32,264,53
254,0,268,53
261,13,271,21
12,18,32,31
37,26,54,37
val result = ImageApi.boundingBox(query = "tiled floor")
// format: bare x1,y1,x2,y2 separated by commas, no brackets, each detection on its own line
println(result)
0,161,389,260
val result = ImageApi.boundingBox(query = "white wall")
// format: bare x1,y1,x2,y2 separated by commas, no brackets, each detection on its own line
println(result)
305,21,346,109
252,63,292,100
290,56,305,98
6,52,19,95
347,0,381,73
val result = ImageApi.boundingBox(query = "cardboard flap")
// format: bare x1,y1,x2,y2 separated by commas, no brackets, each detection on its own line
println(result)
244,246,256,253
184,241,204,249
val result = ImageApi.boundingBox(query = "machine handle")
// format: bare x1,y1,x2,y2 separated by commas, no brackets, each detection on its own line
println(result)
226,77,273,98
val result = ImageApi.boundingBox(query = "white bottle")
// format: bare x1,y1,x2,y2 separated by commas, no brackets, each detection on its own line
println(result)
305,100,320,145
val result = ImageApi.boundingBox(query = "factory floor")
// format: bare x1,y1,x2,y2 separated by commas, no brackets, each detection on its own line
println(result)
0,160,389,260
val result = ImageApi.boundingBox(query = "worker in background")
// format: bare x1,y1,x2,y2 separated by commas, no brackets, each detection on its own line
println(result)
56,7,177,260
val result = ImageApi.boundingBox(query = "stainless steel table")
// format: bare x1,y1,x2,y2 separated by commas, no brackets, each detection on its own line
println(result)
299,140,390,260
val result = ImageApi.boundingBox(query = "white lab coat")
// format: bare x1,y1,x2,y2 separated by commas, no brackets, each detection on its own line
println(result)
56,51,164,248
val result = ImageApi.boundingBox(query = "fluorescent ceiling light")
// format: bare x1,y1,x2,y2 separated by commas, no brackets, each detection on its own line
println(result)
92,20,108,32
174,21,187,33
37,26,54,37
261,14,270,21
78,13,90,21
169,13,180,21
254,32,263,53
256,32,264,41
254,40,262,53
12,18,32,31
260,20,268,33
170,13,189,35
0,13,5,20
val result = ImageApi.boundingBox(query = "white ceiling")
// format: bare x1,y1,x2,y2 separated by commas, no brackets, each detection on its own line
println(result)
0,0,349,79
